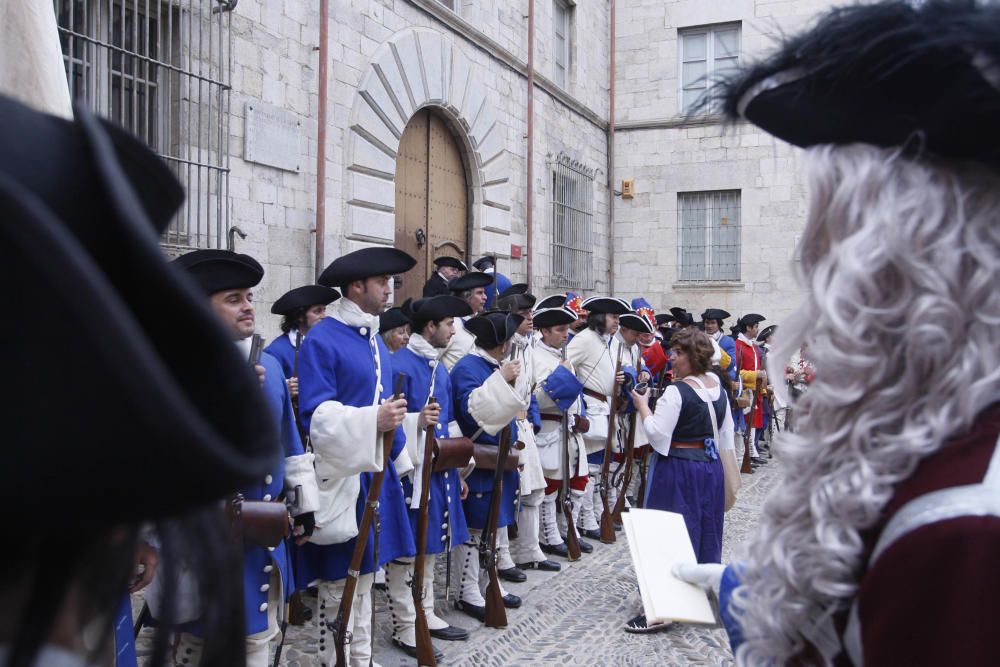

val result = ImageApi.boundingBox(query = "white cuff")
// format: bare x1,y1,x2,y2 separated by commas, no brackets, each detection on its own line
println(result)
284,452,320,515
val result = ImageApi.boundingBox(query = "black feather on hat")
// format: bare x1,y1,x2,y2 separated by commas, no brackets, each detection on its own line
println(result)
319,247,416,287
0,95,278,529
715,0,1000,170
465,310,524,349
271,285,341,315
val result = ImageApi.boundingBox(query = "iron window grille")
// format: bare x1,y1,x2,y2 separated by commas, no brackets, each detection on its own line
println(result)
678,23,740,114
678,190,741,282
550,154,595,290
55,0,234,250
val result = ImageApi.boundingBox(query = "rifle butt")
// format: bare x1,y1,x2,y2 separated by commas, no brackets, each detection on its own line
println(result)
334,581,356,667
563,512,582,561
483,571,508,628
599,509,616,544
414,613,437,667
740,429,754,473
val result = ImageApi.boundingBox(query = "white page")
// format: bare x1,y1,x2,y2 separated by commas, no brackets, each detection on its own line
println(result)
623,508,716,625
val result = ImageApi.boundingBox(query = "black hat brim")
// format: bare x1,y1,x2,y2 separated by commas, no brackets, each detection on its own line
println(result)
701,308,731,322
534,294,567,310
448,271,494,292
434,256,468,271
533,307,578,329
466,311,524,348
619,313,655,334
271,285,341,315
379,307,410,332
319,247,416,287
173,249,265,295
408,295,474,322
582,297,632,315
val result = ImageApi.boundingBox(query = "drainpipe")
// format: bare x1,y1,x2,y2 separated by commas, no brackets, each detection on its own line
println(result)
607,0,616,294
526,0,535,289
314,0,330,280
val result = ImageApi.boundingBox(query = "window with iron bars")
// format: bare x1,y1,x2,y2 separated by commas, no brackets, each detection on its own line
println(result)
550,156,595,290
678,190,741,281
55,0,233,250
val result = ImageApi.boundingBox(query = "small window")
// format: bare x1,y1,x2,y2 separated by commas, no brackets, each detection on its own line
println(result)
679,23,740,114
553,0,571,88
678,190,741,281
551,155,594,289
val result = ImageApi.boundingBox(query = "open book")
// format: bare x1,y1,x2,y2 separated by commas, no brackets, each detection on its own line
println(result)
623,509,717,625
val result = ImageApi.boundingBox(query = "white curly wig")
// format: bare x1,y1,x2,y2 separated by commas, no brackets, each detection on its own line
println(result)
731,143,1000,665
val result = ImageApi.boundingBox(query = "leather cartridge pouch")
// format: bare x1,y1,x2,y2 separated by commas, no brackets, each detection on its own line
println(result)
433,436,475,472
228,494,290,548
472,442,523,471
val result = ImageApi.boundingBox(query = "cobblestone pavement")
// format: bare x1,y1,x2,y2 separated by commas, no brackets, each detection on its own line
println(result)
138,457,782,666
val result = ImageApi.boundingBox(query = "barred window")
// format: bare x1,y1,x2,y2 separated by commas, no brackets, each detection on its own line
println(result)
679,23,740,114
55,0,233,250
678,190,741,281
550,156,594,289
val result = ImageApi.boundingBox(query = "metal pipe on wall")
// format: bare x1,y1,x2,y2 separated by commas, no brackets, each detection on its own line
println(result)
608,0,616,294
314,0,330,280
526,0,535,289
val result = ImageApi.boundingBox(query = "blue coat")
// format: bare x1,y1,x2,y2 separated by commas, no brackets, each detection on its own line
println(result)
718,334,738,381
264,333,297,379
240,350,300,634
293,317,415,585
483,271,512,310
392,347,470,553
451,354,519,530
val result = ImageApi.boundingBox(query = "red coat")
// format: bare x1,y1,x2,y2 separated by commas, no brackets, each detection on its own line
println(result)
641,340,669,380
735,337,764,429
834,404,1000,665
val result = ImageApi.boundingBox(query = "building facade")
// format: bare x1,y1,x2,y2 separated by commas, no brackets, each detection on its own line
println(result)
55,0,838,338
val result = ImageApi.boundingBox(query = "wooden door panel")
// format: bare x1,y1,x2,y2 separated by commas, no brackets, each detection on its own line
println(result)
427,113,468,268
394,110,430,303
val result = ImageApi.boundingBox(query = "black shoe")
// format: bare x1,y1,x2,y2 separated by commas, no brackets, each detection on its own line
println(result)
498,566,527,583
577,539,594,554
517,559,561,572
502,593,522,609
540,542,569,558
430,625,470,641
455,599,486,621
751,457,769,465
392,637,444,661
580,528,601,540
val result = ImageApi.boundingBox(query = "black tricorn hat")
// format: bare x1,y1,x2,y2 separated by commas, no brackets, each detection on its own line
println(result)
738,313,767,330
582,296,632,315
0,96,278,530
434,256,469,271
497,283,537,311
472,256,497,271
271,284,341,315
534,293,568,310
379,307,410,332
172,249,264,295
655,313,676,327
716,0,1000,170
701,308,731,323
533,306,578,329
669,307,695,326
319,247,416,287
757,324,778,343
466,310,524,349
448,271,494,292
405,295,473,322
620,312,655,334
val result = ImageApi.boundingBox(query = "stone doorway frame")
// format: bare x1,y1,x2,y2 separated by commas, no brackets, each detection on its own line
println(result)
342,28,512,261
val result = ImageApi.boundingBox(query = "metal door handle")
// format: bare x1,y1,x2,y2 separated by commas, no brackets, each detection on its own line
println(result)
415,229,426,249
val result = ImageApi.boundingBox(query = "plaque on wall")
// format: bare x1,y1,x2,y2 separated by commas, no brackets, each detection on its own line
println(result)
244,102,301,172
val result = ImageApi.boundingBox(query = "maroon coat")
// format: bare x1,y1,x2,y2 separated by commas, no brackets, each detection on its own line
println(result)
835,404,1000,666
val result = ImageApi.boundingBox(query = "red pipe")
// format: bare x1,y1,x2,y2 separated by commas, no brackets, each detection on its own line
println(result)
314,0,329,280
526,0,535,289
608,0,616,294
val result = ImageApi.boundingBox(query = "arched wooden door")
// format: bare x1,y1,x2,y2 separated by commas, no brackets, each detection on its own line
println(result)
394,109,469,303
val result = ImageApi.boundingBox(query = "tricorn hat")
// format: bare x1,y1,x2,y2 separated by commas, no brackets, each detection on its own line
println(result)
582,296,632,315
534,294,567,310
319,247,416,287
405,295,473,322
669,307,695,327
271,285,341,315
533,306,579,329
655,313,676,327
472,256,497,271
465,310,524,349
496,283,536,311
0,95,278,530
448,271,494,292
738,313,767,331
172,249,264,295
619,312,655,334
757,324,778,344
433,256,469,271
717,0,1000,171
701,308,731,323
379,307,410,332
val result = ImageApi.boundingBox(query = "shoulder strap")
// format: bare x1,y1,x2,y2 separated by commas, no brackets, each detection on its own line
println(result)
686,376,722,443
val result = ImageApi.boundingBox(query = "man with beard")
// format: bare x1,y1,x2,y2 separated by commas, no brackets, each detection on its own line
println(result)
675,2,1000,664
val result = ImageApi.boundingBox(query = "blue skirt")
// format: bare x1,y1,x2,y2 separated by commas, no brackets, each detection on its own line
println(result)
644,452,724,564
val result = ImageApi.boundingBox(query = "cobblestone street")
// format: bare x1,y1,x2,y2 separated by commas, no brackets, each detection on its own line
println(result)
136,458,780,666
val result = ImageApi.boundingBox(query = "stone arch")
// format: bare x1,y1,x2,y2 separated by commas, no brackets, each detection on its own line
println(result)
343,28,511,255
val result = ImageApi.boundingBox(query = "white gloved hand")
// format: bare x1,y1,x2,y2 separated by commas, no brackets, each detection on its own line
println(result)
672,563,726,597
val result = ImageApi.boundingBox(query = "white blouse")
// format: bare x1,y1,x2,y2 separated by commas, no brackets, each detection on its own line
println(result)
643,378,735,457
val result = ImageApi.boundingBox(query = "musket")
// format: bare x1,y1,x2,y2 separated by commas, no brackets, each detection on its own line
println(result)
598,346,624,544
559,345,582,561
291,330,309,445
411,396,438,667
610,410,637,525
334,373,407,667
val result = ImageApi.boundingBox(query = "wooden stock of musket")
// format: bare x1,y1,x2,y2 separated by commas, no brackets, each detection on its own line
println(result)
334,373,407,667
598,347,624,544
560,346,582,561
740,376,762,474
611,411,637,525
412,397,438,667
483,422,511,628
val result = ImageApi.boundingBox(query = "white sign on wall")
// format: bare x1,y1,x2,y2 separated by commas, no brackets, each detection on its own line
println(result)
244,102,301,172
